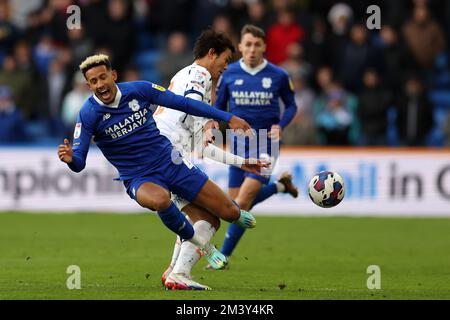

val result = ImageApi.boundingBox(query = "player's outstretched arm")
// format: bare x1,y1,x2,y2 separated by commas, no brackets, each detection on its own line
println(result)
201,143,270,175
240,158,271,176
278,74,298,130
151,85,252,132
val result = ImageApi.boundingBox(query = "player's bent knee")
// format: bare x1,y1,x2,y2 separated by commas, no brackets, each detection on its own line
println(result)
139,193,171,212
152,197,172,211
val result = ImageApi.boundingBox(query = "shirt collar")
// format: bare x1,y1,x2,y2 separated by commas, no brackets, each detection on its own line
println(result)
93,84,121,108
239,59,267,76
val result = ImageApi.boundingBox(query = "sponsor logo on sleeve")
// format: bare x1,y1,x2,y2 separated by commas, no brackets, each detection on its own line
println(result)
151,83,166,92
74,123,82,139
289,78,295,91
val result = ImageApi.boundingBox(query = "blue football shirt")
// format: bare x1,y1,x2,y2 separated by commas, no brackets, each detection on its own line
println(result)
215,59,297,130
69,81,232,180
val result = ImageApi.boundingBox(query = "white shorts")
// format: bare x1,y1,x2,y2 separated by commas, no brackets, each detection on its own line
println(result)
171,193,190,211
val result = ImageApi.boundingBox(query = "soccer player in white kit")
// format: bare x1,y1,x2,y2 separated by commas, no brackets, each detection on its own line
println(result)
154,29,267,290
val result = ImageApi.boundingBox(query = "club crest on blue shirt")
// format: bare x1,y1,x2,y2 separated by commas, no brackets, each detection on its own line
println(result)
128,99,140,112
262,77,272,89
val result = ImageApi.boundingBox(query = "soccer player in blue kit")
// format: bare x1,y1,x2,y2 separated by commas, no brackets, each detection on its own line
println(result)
57,54,257,270
213,25,299,265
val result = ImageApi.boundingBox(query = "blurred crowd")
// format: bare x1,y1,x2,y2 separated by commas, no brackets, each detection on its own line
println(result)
1,0,450,147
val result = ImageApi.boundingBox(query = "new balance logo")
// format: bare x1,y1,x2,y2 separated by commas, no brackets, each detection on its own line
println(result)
103,113,111,121
234,79,244,85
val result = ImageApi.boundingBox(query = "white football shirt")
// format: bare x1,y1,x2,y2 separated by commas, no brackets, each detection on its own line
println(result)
154,63,212,156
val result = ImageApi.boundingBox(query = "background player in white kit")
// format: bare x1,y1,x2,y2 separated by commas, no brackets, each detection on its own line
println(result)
153,29,267,290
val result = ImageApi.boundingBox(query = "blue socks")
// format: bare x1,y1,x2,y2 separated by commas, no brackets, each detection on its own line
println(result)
158,202,194,241
221,223,246,256
250,183,278,210
221,183,278,256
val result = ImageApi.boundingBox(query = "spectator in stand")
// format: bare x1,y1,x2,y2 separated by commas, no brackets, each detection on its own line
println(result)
266,6,305,65
189,0,225,37
328,2,353,37
122,64,141,82
0,0,18,62
0,55,35,119
394,73,434,146
8,0,43,31
225,0,249,33
313,67,358,145
32,34,58,75
402,4,446,70
67,25,94,68
357,69,392,146
246,0,272,32
147,0,192,36
0,86,27,143
304,16,333,70
337,22,381,93
280,42,313,84
79,0,134,74
443,112,450,147
102,0,135,73
327,2,353,69
61,71,90,137
11,40,40,116
157,31,192,88
13,40,38,74
39,0,74,46
38,53,71,122
282,73,317,145
378,24,416,92
212,14,240,50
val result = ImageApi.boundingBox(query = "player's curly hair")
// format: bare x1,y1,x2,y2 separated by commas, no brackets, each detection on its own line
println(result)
193,29,236,60
79,54,112,77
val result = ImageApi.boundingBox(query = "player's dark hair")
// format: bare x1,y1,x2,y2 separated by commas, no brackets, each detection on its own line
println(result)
193,29,235,60
240,24,265,42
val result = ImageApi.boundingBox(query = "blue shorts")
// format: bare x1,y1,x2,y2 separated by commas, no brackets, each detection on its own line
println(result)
228,166,270,188
123,153,208,203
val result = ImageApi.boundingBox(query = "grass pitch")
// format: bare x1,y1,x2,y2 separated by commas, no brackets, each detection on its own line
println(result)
0,213,449,300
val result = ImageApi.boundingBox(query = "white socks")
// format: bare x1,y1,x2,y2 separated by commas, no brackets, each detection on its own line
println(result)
276,182,285,193
172,220,216,276
169,236,182,269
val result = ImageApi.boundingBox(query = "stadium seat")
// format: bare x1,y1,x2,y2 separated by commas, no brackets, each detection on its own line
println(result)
386,106,399,146
133,49,161,69
426,108,448,146
140,68,161,84
429,90,450,109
